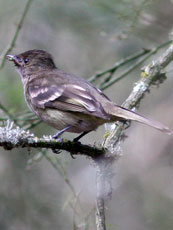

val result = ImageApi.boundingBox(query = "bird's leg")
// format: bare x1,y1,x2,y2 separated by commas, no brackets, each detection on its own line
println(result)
52,125,72,154
73,131,91,142
69,131,91,158
53,125,72,139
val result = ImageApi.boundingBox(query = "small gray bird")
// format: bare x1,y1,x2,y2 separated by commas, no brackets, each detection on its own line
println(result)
7,50,172,141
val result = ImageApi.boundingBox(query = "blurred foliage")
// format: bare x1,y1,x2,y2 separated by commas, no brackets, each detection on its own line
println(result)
0,0,173,229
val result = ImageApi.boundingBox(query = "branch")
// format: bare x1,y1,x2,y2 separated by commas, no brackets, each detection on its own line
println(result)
0,121,105,157
95,162,106,230
103,42,173,151
95,42,173,230
0,0,33,69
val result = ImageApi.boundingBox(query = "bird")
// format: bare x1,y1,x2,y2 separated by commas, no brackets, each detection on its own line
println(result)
6,49,172,142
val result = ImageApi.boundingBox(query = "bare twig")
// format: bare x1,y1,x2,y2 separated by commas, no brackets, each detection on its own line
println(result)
0,0,33,69
87,40,171,92
88,48,150,83
42,150,77,195
42,150,84,217
100,40,172,90
0,102,16,122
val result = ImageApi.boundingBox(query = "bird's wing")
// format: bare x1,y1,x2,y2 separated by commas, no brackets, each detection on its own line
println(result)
28,77,110,120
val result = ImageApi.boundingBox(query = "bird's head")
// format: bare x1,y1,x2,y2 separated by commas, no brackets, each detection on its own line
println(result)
7,49,56,76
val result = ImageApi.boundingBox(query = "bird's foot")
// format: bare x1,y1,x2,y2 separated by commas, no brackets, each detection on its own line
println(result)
52,137,63,154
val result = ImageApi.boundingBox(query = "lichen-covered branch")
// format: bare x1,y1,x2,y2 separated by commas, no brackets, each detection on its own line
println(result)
0,121,105,157
95,41,173,230
103,42,173,151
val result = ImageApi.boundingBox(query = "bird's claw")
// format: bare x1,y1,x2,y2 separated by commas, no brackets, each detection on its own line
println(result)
52,149,61,154
52,137,63,154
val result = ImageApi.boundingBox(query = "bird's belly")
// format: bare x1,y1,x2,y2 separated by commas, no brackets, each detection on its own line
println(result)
35,108,105,133
44,109,79,131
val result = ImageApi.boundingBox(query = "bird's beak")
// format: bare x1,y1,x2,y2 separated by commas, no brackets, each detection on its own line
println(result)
6,54,16,60
6,54,22,67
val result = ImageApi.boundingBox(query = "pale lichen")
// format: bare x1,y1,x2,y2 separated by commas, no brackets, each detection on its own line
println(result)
0,120,34,145
104,123,117,132
133,81,147,93
42,135,53,140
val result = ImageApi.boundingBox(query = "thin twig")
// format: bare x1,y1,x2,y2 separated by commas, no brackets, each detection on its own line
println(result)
100,53,150,90
42,150,77,195
0,103,13,120
100,40,172,90
25,120,42,130
88,40,171,85
0,0,33,69
42,149,84,217
88,48,151,83
0,102,18,125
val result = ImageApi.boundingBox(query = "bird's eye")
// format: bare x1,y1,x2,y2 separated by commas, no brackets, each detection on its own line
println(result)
24,58,29,64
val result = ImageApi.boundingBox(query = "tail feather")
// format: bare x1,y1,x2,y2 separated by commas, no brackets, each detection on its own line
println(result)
106,103,172,135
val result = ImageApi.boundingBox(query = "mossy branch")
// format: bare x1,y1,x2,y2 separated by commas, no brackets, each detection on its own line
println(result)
0,121,105,157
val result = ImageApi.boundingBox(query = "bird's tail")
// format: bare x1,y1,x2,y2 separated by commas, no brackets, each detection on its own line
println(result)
105,103,172,135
